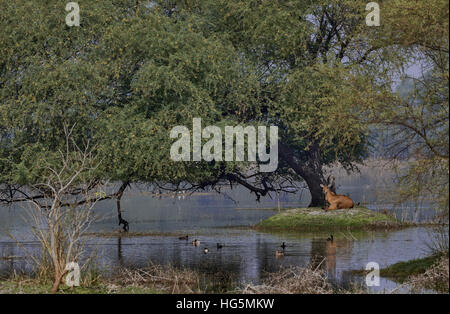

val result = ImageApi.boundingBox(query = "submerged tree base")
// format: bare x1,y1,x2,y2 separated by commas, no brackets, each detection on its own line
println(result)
254,207,409,232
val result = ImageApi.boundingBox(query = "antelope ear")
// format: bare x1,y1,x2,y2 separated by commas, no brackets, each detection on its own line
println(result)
320,184,324,188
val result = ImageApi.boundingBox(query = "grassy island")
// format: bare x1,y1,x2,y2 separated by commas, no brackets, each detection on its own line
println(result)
255,207,408,232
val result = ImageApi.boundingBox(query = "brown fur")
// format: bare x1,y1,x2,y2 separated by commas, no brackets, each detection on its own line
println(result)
320,184,354,210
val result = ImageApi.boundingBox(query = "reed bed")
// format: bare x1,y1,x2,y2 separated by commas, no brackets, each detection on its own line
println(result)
406,255,449,293
237,262,333,294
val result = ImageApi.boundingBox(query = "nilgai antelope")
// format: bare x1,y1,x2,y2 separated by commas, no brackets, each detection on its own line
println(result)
320,184,354,210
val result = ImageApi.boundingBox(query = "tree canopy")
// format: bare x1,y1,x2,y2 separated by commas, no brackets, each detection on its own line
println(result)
1,0,448,216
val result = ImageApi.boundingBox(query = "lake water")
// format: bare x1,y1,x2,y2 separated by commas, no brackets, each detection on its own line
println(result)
0,181,443,293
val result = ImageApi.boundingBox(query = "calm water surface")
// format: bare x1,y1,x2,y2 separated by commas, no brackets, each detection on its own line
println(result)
0,184,442,292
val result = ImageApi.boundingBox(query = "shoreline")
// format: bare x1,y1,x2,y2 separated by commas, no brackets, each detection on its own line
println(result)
2,254,447,294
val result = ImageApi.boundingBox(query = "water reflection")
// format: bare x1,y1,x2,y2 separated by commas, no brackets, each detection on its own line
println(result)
309,237,356,282
0,185,443,292
117,237,123,267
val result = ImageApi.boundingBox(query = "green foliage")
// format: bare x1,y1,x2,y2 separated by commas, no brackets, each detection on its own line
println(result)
277,64,368,167
170,0,378,170
0,0,447,208
363,0,449,213
0,1,257,187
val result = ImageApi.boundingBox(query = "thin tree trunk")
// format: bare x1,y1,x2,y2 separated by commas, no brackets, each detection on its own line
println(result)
51,277,61,293
116,182,129,232
51,269,65,293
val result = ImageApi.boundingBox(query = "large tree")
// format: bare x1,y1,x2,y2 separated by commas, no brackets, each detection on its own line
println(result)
0,1,384,215
162,0,448,208
153,0,383,205
2,1,446,229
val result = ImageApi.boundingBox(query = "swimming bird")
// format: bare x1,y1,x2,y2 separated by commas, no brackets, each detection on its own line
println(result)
280,242,286,250
192,239,200,246
178,235,188,240
327,235,334,242
203,248,209,254
216,243,223,249
275,250,284,257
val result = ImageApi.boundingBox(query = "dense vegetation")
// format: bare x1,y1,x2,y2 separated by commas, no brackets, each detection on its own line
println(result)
0,0,448,221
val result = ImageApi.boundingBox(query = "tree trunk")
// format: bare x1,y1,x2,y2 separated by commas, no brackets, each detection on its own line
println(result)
116,182,129,232
302,170,326,207
117,198,129,232
279,142,326,207
51,271,64,293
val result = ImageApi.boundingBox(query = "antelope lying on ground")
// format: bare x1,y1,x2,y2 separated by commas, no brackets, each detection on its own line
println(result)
320,184,354,210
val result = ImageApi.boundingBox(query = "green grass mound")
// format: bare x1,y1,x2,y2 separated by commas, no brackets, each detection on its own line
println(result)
379,254,444,282
255,207,406,232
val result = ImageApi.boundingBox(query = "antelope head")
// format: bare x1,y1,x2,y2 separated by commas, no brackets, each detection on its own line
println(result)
326,175,336,192
320,184,330,194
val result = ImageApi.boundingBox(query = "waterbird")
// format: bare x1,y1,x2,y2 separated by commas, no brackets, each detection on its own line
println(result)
216,243,223,249
192,239,200,246
280,242,286,250
275,250,284,257
203,248,209,254
178,235,188,240
327,235,334,242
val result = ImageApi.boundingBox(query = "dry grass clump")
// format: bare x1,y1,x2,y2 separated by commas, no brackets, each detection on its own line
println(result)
110,264,236,294
239,263,333,294
111,264,202,293
406,255,449,294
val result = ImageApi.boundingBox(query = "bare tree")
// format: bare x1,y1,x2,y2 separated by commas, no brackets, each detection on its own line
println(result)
22,126,105,292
